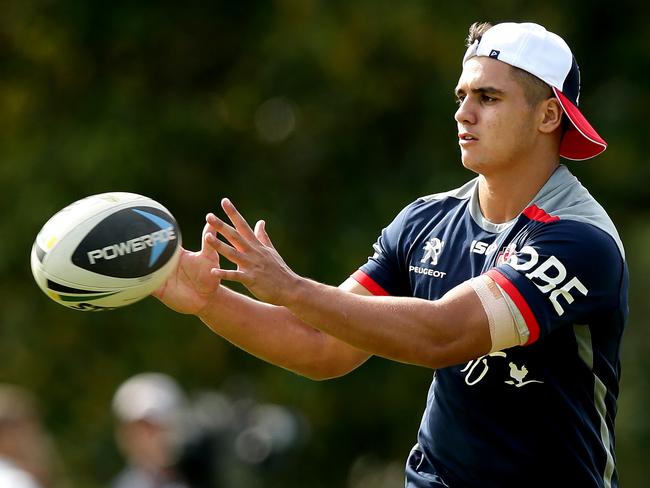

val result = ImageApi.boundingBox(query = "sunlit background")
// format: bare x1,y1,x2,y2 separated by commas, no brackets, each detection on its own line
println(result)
1,1,648,486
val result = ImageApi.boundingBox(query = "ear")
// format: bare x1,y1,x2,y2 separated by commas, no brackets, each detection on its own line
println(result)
538,98,564,134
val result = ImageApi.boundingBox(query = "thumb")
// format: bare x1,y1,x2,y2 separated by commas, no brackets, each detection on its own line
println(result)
254,220,274,248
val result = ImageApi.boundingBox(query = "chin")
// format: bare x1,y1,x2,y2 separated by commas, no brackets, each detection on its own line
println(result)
460,152,484,174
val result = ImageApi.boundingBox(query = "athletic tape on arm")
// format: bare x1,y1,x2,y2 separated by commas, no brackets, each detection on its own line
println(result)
469,274,530,352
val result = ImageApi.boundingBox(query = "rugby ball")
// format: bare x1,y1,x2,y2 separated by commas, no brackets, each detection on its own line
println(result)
30,192,182,311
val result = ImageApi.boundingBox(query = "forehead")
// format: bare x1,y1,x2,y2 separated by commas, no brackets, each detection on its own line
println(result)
455,57,520,93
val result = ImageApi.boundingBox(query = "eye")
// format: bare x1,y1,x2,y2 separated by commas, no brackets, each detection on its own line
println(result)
455,95,466,105
481,94,497,103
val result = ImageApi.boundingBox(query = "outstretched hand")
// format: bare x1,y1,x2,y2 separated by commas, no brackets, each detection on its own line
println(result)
205,198,302,306
153,223,222,315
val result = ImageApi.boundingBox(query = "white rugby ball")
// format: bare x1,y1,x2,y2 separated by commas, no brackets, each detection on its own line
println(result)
31,192,182,311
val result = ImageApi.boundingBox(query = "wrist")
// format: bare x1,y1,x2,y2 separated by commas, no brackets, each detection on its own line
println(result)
280,273,315,310
196,286,224,322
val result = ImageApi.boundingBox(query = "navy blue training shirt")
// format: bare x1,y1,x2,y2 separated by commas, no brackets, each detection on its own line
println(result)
352,165,628,488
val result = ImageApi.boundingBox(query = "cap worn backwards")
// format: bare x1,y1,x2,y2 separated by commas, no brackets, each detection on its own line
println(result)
463,22,607,161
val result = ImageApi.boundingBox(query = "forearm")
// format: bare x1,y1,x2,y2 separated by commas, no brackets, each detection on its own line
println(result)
198,285,370,379
284,277,491,369
204,200,490,369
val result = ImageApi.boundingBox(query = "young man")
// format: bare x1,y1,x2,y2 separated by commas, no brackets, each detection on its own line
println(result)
156,22,628,487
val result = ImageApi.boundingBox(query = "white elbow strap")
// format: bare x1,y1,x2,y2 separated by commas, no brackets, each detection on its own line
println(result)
469,274,529,352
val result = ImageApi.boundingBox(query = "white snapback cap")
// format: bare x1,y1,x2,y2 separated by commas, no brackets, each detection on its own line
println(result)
463,22,607,161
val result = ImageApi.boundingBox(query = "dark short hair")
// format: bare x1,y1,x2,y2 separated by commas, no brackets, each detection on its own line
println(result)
466,21,493,47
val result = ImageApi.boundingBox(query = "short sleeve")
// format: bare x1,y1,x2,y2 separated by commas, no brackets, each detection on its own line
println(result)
352,204,413,296
486,220,624,345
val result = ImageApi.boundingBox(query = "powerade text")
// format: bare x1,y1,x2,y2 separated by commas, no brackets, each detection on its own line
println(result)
86,228,176,264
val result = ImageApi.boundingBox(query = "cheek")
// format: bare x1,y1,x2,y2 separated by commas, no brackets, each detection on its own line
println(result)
492,110,535,150
513,114,539,147
482,116,511,153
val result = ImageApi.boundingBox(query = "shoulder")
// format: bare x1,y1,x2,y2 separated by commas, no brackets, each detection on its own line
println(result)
419,177,477,204
393,177,478,228
374,178,477,259
503,209,626,307
519,219,624,277
531,165,625,259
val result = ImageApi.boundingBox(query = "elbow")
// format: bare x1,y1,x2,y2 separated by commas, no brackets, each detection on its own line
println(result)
298,371,334,381
421,355,451,370
294,362,355,381
287,334,369,381
413,346,446,370
289,350,367,381
419,334,490,370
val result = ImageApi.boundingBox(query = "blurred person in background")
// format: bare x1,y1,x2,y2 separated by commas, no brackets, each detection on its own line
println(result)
110,372,189,488
111,373,306,488
0,384,66,488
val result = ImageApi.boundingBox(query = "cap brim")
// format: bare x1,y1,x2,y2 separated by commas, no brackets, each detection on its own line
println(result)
553,88,607,161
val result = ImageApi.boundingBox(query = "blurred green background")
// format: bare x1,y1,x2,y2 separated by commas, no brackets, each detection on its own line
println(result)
1,0,648,486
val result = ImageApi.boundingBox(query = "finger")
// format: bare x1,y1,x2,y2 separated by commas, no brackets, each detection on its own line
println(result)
201,222,218,256
221,198,258,242
254,220,275,249
201,229,220,266
206,213,251,252
205,232,248,266
211,267,247,284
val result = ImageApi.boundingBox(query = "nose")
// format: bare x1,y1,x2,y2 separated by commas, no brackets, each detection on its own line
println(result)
454,97,476,126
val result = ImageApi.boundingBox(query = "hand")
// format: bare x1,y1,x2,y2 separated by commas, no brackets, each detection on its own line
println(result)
205,198,301,306
153,222,222,315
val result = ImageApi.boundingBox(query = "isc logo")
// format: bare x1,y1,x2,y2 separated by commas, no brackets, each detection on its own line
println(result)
506,245,588,316
470,240,497,255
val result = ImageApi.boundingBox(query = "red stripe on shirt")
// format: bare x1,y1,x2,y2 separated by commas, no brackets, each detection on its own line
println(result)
351,270,390,296
523,204,560,223
486,269,540,345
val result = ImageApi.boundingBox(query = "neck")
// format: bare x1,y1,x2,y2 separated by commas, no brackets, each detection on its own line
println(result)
477,159,560,224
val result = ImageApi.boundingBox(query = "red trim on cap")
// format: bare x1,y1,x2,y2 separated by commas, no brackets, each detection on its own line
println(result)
523,205,560,223
351,270,390,296
554,88,607,161
486,269,540,345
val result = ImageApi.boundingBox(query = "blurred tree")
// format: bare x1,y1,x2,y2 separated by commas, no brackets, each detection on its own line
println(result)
0,1,647,486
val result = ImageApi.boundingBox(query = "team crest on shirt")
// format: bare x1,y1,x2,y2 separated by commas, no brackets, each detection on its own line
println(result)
421,237,445,266
496,243,517,266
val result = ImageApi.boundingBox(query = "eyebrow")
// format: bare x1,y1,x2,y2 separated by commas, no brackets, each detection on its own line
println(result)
454,86,506,97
